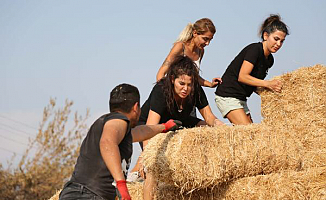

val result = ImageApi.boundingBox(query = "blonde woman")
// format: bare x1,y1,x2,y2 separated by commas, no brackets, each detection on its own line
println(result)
157,18,221,87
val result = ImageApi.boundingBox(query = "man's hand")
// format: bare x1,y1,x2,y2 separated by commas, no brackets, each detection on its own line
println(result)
162,119,182,133
116,180,131,200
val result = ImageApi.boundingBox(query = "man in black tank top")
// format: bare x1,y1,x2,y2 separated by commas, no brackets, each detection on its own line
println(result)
59,83,181,200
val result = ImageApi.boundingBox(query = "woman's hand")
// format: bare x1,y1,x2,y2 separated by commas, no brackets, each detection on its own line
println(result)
209,77,222,88
265,79,282,92
214,118,224,126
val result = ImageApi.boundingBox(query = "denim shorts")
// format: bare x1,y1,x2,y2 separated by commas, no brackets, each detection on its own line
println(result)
214,95,250,118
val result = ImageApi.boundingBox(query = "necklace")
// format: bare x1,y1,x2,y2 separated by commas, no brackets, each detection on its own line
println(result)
175,99,183,113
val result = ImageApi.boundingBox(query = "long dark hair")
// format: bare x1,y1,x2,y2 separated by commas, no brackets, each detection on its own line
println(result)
259,14,289,40
159,56,200,113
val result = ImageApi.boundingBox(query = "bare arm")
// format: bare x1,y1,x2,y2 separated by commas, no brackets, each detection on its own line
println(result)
131,124,165,142
141,110,161,148
156,42,183,81
238,60,282,92
199,105,224,126
199,76,221,88
99,119,128,181
197,50,222,88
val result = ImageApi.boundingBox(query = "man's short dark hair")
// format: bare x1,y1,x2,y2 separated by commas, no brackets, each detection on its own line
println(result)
109,83,140,113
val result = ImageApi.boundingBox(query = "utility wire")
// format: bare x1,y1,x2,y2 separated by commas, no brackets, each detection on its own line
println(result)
0,134,29,147
0,146,23,156
0,122,35,137
0,127,30,139
0,114,38,130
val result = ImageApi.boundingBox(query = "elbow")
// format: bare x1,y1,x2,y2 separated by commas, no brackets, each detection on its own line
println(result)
238,74,246,83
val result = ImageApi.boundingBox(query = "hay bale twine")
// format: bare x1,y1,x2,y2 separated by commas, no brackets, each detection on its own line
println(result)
142,124,303,191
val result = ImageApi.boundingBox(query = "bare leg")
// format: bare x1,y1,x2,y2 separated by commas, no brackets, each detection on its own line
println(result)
225,109,252,125
143,172,156,200
130,156,141,173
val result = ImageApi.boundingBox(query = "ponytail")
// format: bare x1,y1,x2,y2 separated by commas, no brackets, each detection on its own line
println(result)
174,18,216,43
175,23,194,43
259,14,289,40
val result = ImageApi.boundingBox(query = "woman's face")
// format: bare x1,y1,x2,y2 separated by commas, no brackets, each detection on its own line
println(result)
263,30,286,55
172,74,192,99
193,31,214,49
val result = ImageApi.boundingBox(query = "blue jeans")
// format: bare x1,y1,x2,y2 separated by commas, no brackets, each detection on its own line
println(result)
59,181,108,200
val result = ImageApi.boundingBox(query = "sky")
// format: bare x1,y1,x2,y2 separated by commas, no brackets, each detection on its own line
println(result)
1,0,326,169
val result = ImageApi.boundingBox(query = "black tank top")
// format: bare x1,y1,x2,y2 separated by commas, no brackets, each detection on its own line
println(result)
70,112,133,199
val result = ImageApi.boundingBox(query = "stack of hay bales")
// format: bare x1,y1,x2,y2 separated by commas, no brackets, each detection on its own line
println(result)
133,65,326,199
48,65,326,199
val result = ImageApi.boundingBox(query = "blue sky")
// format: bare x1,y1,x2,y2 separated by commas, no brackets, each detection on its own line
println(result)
1,0,325,168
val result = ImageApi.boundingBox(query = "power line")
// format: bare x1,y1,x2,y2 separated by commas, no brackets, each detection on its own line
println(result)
0,134,29,147
0,114,38,130
0,122,35,137
0,146,23,156
0,127,30,140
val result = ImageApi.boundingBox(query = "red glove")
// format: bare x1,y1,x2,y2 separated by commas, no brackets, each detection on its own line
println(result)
162,119,182,133
116,180,131,200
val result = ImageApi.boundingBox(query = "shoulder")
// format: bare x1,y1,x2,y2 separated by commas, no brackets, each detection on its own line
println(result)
245,42,262,52
103,117,128,135
104,112,129,124
153,81,164,92
170,42,184,54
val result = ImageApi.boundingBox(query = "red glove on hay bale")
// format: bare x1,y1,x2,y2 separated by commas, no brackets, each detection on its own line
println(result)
162,119,182,133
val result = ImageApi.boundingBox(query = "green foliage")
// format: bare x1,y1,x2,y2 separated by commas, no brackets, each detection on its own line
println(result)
0,98,89,200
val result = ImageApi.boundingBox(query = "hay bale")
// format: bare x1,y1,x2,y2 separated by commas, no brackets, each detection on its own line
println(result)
142,124,303,191
259,65,326,168
48,189,61,200
225,166,326,200
128,167,326,200
260,65,326,137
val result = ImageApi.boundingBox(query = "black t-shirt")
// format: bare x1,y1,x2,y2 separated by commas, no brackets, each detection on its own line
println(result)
70,112,132,199
215,42,274,101
139,81,209,128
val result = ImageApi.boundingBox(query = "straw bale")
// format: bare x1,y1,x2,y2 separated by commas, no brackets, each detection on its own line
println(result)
128,167,326,200
48,189,61,200
142,124,303,191
260,65,326,138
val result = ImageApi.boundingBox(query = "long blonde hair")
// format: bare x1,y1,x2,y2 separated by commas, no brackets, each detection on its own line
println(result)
175,18,216,43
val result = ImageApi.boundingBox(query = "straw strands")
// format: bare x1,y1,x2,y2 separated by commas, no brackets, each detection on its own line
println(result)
128,166,326,200
260,64,326,135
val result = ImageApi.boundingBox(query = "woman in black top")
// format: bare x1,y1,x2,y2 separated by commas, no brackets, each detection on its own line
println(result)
142,55,223,200
142,56,223,146
215,14,289,125
129,56,224,181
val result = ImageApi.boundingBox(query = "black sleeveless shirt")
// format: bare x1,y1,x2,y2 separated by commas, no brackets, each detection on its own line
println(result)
70,112,133,199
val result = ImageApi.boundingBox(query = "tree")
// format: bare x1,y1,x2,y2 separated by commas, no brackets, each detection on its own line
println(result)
0,98,89,200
